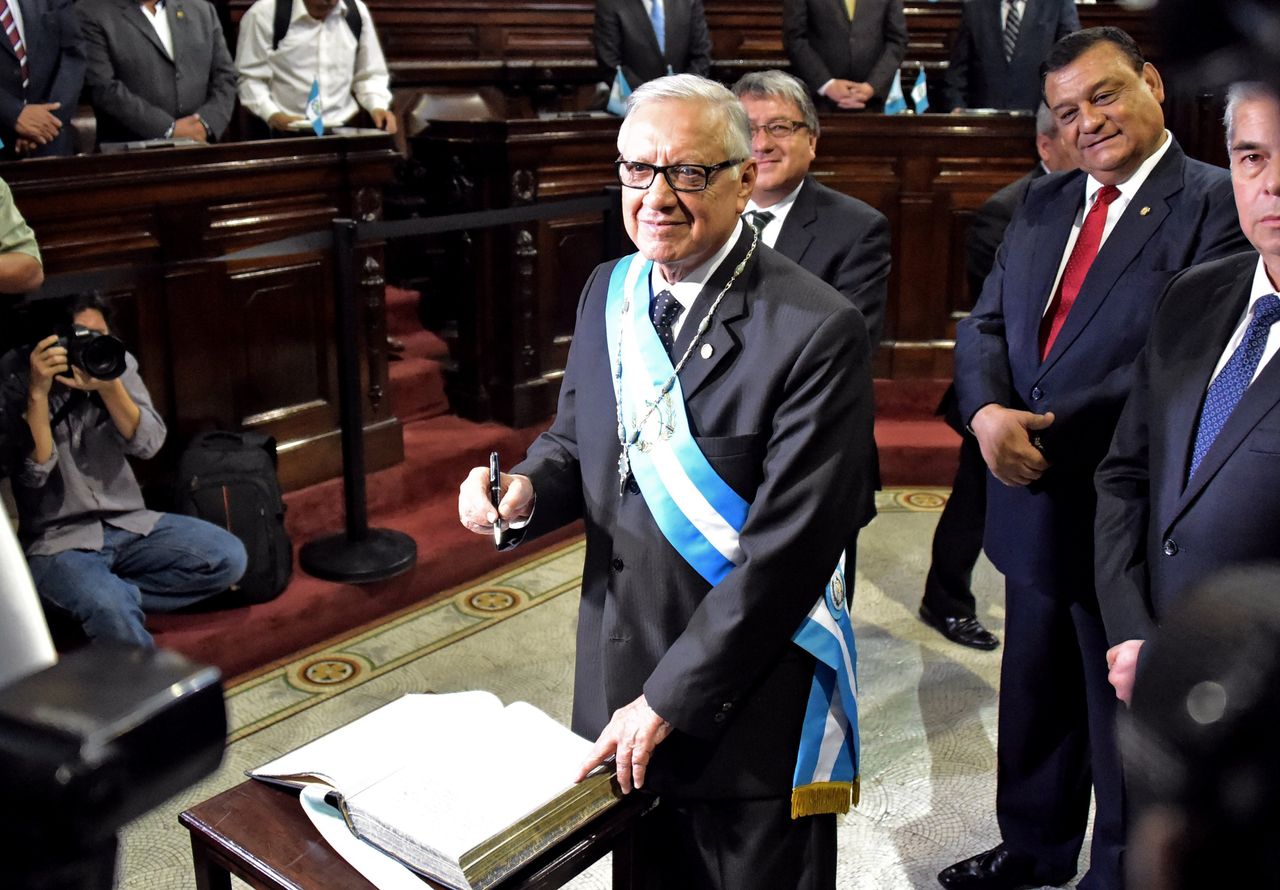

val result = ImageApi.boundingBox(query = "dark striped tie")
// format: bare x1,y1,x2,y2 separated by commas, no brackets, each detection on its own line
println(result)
747,210,775,237
1003,0,1021,63
1,0,28,91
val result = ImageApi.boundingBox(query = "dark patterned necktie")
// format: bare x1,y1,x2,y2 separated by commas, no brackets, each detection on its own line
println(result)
747,210,775,237
1,0,29,91
650,289,683,357
1189,293,1280,479
1003,0,1021,63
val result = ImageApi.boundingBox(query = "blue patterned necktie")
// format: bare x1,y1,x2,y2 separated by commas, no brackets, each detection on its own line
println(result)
650,0,665,53
650,289,682,357
1189,293,1280,479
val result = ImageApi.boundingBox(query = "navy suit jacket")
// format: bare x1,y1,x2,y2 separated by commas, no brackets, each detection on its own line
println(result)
954,138,1248,591
511,226,876,798
1096,252,1280,644
773,176,890,351
0,0,85,157
592,0,711,89
783,0,907,100
943,0,1078,112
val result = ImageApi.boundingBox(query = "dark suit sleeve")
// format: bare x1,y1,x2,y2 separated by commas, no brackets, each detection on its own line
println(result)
942,4,974,111
865,0,907,98
1056,0,1081,39
645,304,875,738
196,11,237,140
955,209,1022,425
1094,336,1159,647
593,0,626,79
782,0,833,93
49,0,87,128
81,8,173,138
839,208,890,349
684,0,712,76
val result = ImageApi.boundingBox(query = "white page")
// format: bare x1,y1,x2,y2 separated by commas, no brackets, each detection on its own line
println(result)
299,784,427,890
0,519,56,689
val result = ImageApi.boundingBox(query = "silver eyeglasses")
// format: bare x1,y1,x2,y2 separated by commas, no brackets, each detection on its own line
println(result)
615,158,746,192
748,120,809,139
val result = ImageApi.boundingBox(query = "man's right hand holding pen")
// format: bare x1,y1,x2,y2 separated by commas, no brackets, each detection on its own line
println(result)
458,466,535,538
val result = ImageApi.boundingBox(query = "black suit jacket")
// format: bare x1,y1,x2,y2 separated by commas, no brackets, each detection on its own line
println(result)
0,0,85,158
79,0,237,144
592,0,711,89
512,226,876,798
966,165,1044,300
943,0,1078,112
1096,251,1280,645
954,138,1248,590
783,0,907,100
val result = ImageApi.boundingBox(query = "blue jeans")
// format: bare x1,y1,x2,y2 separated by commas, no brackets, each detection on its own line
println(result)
27,513,248,647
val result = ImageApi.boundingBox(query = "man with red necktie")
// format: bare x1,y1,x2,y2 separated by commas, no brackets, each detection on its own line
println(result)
945,27,1249,890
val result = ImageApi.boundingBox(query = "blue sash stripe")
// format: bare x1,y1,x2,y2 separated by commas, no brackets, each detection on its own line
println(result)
793,668,837,782
630,453,736,585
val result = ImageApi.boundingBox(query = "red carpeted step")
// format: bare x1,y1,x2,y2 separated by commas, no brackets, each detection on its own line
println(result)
385,285,422,338
390,355,449,423
876,418,961,487
874,377,951,419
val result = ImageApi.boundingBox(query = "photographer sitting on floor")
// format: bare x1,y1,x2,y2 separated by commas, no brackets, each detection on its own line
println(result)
6,293,246,647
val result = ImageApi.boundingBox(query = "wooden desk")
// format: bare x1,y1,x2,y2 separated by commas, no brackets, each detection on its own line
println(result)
181,780,654,890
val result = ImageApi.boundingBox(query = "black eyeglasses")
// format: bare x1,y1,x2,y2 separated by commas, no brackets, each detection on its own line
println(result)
615,158,746,192
748,120,809,139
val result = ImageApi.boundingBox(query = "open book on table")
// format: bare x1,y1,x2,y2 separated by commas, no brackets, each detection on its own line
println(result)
249,691,623,890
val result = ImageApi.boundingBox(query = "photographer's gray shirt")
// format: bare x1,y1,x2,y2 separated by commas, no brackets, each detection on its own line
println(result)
15,354,167,556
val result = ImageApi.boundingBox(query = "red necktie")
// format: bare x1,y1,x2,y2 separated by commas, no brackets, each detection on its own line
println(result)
0,0,28,92
1039,184,1122,361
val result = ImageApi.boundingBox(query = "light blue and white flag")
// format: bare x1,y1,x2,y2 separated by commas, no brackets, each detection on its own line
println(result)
884,70,908,115
911,65,930,113
607,67,632,117
604,249,860,818
306,77,324,136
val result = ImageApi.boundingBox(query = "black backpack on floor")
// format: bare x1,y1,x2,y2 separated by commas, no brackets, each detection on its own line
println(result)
174,431,292,605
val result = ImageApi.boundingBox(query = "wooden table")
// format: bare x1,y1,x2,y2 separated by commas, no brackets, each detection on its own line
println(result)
180,779,656,890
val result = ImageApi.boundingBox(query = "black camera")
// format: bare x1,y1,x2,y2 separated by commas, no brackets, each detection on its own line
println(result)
58,324,127,381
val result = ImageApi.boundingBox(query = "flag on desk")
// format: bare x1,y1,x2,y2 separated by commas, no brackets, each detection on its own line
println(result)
911,65,930,113
306,77,324,136
884,70,908,115
607,67,632,116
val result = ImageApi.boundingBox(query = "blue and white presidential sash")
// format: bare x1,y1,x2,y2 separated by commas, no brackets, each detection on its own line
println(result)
605,252,860,817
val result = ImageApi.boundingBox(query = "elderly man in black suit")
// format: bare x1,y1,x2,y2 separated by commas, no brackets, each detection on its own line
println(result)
592,0,711,90
783,0,907,110
79,0,237,144
1095,81,1280,705
460,74,876,889
732,69,889,347
0,0,84,158
943,0,1079,112
945,27,1248,890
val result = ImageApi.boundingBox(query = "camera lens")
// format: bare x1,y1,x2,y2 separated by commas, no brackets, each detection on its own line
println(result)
66,326,128,381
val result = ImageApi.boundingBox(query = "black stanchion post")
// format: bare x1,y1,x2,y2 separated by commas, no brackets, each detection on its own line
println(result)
299,219,417,583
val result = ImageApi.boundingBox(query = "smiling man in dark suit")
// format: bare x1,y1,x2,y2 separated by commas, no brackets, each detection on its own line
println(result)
592,0,711,90
459,74,876,889
732,69,889,347
1095,80,1280,706
783,0,907,111
946,27,1249,890
79,0,236,144
943,0,1079,112
0,0,85,158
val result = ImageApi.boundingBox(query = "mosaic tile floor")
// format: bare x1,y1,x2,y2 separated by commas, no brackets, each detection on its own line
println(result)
118,489,1090,889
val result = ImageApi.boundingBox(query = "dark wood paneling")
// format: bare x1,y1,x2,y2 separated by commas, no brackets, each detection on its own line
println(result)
1,136,403,492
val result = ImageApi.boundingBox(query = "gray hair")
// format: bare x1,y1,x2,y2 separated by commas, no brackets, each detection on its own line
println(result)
621,74,752,163
1225,81,1280,149
1035,102,1057,138
730,70,821,138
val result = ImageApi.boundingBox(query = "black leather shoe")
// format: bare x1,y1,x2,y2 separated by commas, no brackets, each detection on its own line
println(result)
937,845,1050,890
919,604,1000,650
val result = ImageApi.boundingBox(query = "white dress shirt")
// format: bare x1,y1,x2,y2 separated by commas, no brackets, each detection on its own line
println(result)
235,0,392,126
1044,130,1175,316
1205,255,1280,388
743,179,805,249
140,0,174,60
648,221,745,341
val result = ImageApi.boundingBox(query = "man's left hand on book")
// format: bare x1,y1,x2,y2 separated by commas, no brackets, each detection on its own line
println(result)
576,694,672,793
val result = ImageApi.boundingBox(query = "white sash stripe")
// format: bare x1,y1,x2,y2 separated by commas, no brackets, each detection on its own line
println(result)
648,439,745,566
810,595,857,686
815,682,849,781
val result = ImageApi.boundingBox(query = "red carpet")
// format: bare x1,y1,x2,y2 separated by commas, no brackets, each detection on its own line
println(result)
149,287,960,678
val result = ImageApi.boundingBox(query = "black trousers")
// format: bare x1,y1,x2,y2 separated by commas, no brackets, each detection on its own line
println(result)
633,795,836,890
922,431,987,618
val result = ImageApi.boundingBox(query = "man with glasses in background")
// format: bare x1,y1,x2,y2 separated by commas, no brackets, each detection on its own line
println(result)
459,74,876,888
733,70,889,348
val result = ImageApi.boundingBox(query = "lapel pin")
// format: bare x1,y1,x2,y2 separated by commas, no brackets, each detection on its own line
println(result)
1139,206,1151,216
700,343,714,360
176,9,184,17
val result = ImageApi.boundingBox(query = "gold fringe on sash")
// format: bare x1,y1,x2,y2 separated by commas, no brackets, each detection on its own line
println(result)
790,779,859,819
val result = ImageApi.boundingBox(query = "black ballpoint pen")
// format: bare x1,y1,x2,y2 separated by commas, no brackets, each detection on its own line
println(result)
489,451,504,548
